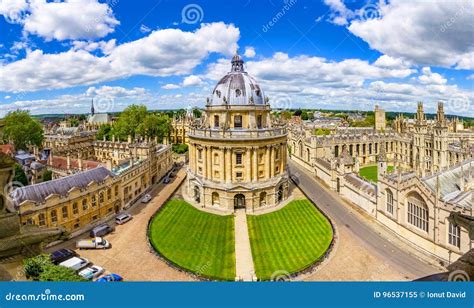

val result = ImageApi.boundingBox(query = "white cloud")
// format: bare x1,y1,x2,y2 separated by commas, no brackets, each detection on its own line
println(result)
202,53,473,117
418,67,447,85
1,0,120,41
0,0,28,23
4,95,11,99
182,75,203,87
0,22,240,92
162,84,180,90
324,0,354,25
71,39,116,55
244,46,256,58
0,85,150,117
347,0,474,69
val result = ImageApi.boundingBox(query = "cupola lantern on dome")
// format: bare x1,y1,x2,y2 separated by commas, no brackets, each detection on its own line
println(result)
209,53,266,106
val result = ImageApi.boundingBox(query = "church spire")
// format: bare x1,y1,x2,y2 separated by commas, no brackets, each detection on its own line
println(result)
91,99,95,116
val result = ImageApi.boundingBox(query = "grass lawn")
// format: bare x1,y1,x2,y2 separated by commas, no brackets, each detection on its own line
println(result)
247,199,333,280
148,199,235,280
359,165,394,182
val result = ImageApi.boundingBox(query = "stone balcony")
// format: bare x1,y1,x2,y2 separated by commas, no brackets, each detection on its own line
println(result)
187,127,287,140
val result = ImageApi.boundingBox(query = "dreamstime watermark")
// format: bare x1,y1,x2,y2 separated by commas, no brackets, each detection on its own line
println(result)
272,93,293,110
359,3,380,21
181,4,204,24
93,96,115,113
270,270,291,281
4,289,85,302
262,0,298,33
82,0,120,34
3,181,25,204
439,2,468,33
446,96,471,114
448,269,470,282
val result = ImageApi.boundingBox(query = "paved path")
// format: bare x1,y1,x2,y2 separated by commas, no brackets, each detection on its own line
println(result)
289,160,441,280
46,168,194,281
234,209,255,281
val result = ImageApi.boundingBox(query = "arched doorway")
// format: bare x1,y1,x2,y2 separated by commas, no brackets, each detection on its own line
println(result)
276,185,283,203
234,194,245,209
212,192,220,206
193,186,201,203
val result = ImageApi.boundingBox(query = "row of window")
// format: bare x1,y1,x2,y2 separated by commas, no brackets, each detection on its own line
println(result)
198,149,280,165
212,115,263,129
385,192,461,248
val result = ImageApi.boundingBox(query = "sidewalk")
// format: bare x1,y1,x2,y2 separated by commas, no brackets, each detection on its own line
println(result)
234,209,255,281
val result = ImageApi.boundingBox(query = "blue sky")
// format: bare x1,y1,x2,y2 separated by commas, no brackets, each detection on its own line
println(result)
0,0,472,116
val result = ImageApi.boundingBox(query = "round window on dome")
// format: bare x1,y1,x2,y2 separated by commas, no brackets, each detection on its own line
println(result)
235,89,241,97
215,90,221,98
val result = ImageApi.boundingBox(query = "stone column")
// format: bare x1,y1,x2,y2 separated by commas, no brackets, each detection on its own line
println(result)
270,146,275,178
207,146,212,180
280,144,285,174
220,147,225,181
202,146,207,178
246,147,252,182
265,146,271,179
252,147,258,181
225,147,232,183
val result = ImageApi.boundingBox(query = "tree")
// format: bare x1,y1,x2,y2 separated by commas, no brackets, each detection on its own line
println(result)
23,254,51,280
69,118,79,127
2,110,43,150
192,108,202,118
172,143,188,154
42,170,53,182
111,105,148,140
137,113,172,141
301,111,309,121
96,124,112,141
293,109,302,116
280,111,292,120
39,264,87,282
13,163,28,186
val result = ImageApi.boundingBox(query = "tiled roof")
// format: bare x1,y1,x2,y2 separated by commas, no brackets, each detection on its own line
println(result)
0,144,14,154
49,156,101,171
10,167,115,208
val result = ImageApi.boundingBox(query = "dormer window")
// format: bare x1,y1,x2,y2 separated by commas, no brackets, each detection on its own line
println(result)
215,90,221,98
255,90,261,96
235,89,241,97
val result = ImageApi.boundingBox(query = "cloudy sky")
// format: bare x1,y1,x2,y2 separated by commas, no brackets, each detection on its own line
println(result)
0,0,472,117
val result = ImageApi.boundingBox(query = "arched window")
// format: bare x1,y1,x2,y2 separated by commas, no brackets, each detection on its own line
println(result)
212,192,220,206
306,148,310,161
407,193,428,232
386,189,393,214
214,115,219,128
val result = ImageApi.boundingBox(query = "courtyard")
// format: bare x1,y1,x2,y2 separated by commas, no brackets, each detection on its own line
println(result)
247,199,333,280
149,200,236,280
359,165,395,182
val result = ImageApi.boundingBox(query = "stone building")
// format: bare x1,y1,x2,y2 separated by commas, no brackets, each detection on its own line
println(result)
374,105,386,131
289,103,474,263
186,54,289,212
10,167,122,232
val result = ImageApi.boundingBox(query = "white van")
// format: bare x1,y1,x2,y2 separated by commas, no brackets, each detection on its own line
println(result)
59,257,90,271
76,237,111,250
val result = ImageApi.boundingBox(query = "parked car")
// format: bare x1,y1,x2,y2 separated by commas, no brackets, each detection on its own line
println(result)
95,273,123,282
78,265,105,280
89,224,114,237
59,257,89,271
141,194,152,203
50,248,77,265
163,177,170,184
115,213,132,225
76,237,111,250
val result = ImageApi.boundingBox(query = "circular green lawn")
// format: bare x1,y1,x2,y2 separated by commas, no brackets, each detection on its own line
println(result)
247,199,333,280
148,199,235,280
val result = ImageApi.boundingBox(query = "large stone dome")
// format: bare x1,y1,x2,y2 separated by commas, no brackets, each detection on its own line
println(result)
209,54,266,106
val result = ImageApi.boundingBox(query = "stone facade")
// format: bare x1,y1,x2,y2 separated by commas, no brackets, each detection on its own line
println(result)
289,103,473,263
186,55,289,213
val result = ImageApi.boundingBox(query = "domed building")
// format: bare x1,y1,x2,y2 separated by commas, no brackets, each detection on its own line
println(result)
186,54,289,212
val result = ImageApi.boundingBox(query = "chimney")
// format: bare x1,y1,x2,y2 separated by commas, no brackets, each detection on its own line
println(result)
128,135,132,143
66,153,71,170
78,153,83,171
112,135,115,143
48,150,53,166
